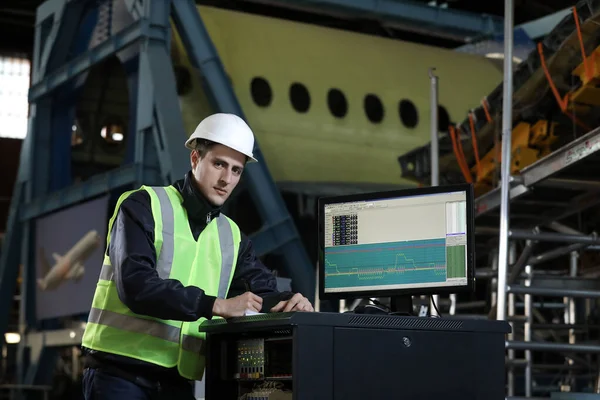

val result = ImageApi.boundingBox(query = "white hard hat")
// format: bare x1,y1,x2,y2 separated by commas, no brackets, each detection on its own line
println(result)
185,113,258,163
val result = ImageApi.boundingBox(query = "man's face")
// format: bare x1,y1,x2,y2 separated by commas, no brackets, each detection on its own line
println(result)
191,144,246,206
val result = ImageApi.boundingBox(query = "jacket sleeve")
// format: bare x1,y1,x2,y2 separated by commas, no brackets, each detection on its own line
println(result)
228,234,294,312
108,190,216,321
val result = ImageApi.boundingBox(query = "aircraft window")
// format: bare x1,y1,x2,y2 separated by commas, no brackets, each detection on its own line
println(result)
438,105,450,131
327,88,348,118
289,82,310,113
251,77,272,107
364,94,384,123
399,99,418,128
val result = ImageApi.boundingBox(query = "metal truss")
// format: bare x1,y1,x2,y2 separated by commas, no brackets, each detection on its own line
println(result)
245,0,505,42
422,0,600,396
0,0,314,389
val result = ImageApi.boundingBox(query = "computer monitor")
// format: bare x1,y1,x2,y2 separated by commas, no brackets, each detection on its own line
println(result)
318,183,475,315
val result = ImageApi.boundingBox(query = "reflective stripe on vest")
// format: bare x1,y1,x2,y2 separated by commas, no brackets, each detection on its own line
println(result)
86,186,235,356
87,308,204,354
97,187,234,292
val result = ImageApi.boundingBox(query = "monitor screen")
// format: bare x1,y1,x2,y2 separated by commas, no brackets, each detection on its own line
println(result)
318,184,475,299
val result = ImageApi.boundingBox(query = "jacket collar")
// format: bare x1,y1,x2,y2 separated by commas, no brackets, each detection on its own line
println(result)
173,171,222,224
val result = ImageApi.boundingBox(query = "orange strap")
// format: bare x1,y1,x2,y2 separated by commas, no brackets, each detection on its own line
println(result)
537,42,569,111
468,112,482,179
573,7,592,82
481,98,493,123
534,7,591,131
449,125,473,183
537,42,591,132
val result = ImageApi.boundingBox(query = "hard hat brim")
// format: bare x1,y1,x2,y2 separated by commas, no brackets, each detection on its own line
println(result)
185,137,258,163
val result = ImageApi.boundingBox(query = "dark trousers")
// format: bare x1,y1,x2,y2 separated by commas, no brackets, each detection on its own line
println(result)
82,368,196,400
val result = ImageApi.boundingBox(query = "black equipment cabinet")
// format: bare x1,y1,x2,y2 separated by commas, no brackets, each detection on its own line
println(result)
199,312,511,400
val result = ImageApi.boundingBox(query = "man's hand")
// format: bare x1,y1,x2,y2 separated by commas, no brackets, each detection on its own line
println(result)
270,293,314,313
212,292,263,318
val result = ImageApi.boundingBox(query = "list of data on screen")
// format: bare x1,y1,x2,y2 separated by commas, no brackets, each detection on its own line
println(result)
323,191,468,293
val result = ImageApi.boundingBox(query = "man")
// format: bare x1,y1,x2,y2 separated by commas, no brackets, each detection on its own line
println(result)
80,113,313,400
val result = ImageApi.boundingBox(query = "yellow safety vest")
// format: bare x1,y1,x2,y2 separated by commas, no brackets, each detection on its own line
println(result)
81,185,241,380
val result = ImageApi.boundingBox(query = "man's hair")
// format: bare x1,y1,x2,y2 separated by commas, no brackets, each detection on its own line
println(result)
192,138,249,164
193,139,217,158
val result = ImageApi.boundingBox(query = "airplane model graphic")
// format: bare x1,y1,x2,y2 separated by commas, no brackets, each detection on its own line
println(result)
37,230,102,291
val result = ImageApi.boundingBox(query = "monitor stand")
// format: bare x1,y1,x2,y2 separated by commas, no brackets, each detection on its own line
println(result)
390,295,413,316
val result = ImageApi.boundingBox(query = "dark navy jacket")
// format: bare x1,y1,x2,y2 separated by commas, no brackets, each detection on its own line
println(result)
82,171,293,381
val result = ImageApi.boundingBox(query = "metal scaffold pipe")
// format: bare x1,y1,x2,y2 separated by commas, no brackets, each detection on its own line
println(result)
508,285,600,298
509,229,599,244
429,67,441,317
496,0,515,322
528,242,590,266
506,341,600,353
429,68,439,187
548,221,587,236
507,240,533,284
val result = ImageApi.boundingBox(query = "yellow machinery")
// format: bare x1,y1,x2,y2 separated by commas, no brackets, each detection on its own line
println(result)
569,46,600,109
446,8,600,198
397,6,600,195
469,120,558,197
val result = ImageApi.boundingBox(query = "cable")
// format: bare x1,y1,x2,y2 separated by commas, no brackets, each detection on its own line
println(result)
369,298,391,312
430,295,442,318
238,381,287,400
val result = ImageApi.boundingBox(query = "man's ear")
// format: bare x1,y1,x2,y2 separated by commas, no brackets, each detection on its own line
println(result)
190,150,199,169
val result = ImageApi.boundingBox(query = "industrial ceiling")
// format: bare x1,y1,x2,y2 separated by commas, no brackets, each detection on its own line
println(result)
0,0,580,56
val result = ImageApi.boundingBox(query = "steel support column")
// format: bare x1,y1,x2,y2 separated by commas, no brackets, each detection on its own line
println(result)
428,68,440,317
0,0,77,344
496,0,515,322
171,0,315,299
0,0,314,390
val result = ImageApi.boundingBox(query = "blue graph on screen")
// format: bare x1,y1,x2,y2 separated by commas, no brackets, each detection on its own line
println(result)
324,238,447,289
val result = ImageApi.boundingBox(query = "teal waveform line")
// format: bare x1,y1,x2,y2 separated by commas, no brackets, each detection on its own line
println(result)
324,238,447,289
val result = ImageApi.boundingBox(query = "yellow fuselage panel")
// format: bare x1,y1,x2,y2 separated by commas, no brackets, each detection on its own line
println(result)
174,6,503,186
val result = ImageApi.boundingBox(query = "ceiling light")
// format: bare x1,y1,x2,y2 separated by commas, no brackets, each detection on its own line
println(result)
4,332,20,344
485,52,523,63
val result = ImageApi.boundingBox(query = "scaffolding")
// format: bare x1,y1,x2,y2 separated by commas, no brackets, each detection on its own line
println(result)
476,124,600,397
422,0,600,397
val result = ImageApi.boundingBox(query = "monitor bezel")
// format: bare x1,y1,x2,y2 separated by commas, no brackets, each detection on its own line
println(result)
317,183,476,301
